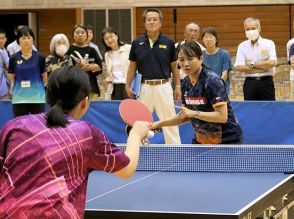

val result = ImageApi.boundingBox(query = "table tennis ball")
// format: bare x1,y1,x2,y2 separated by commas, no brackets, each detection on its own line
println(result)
147,131,154,138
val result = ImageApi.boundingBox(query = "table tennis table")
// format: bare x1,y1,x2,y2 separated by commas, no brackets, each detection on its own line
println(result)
85,145,294,219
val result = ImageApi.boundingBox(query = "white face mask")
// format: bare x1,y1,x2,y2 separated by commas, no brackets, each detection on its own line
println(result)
55,44,68,57
245,29,259,41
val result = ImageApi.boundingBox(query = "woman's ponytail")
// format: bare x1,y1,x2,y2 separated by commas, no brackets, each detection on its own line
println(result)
46,101,69,128
45,66,91,128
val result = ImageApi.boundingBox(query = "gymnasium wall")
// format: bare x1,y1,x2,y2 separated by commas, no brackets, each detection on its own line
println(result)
36,9,78,55
1,4,292,58
135,5,291,58
0,0,291,9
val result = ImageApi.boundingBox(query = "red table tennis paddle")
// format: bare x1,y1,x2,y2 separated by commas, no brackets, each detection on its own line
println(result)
119,99,161,145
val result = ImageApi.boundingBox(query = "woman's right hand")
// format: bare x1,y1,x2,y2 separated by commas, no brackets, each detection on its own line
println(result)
129,121,150,140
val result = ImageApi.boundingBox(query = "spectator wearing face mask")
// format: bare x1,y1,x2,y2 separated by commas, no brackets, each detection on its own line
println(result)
46,34,72,77
234,17,277,101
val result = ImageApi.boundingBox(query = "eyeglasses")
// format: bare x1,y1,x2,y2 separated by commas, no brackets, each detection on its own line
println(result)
74,30,87,35
187,29,200,33
103,33,116,41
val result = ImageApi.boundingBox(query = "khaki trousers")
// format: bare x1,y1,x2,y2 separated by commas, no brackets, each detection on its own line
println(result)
139,82,181,144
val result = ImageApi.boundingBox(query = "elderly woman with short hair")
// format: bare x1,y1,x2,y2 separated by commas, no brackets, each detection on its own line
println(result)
46,33,72,77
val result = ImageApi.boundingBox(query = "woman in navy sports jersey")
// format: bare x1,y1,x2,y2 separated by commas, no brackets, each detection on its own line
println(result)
151,41,243,144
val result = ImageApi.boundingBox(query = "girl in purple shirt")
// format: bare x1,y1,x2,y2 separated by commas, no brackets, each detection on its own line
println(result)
0,66,150,218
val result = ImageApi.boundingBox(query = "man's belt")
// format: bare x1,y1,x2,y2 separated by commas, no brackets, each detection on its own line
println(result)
142,79,169,85
246,76,273,81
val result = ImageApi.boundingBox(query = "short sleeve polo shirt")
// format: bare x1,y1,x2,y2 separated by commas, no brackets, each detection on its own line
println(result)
129,32,176,80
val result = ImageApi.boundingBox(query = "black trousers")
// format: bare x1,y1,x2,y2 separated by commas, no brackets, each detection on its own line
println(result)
13,103,45,117
243,76,275,101
111,83,128,100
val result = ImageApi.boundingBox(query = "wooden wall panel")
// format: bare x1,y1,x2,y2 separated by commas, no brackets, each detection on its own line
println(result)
291,5,294,38
37,9,76,56
136,5,290,58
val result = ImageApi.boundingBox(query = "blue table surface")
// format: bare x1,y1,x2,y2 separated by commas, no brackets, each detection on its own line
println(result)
86,171,292,215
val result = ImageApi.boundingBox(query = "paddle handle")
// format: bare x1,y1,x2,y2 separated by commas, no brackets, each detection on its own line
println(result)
126,125,162,146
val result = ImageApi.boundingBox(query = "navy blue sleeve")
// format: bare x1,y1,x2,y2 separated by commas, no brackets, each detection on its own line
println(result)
205,75,228,106
169,39,177,62
129,40,137,62
289,43,294,63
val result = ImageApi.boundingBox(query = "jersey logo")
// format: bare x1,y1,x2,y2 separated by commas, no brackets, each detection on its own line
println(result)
17,60,23,64
159,44,167,49
185,97,206,105
139,42,144,45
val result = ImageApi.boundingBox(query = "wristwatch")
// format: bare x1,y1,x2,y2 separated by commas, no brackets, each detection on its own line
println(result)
249,61,255,68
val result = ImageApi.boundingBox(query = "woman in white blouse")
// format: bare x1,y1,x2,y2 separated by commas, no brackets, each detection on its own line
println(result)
102,26,131,100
